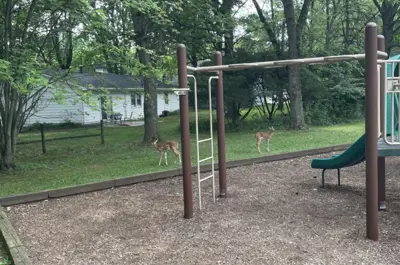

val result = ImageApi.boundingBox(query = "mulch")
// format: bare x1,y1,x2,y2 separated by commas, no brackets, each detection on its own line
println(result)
4,152,400,265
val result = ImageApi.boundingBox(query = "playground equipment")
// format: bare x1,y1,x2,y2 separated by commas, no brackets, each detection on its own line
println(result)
176,22,392,241
311,52,400,205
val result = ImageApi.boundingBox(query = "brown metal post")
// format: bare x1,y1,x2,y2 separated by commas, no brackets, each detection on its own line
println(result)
377,35,386,211
365,22,379,241
177,44,193,219
216,51,227,197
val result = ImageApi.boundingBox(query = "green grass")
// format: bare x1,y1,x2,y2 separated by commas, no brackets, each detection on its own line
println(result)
0,111,364,197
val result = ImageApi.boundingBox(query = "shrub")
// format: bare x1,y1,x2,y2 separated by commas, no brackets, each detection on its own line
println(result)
176,115,290,134
23,121,87,132
305,80,365,126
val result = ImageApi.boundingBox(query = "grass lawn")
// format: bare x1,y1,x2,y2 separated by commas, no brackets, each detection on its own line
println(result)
0,111,364,197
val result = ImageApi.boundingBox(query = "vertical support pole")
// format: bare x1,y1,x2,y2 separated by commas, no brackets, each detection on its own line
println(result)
216,51,227,197
377,35,386,211
40,123,46,154
365,22,379,241
100,119,105,144
177,44,193,219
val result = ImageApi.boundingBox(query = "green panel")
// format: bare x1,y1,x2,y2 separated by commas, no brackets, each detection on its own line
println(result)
386,93,399,137
386,54,400,77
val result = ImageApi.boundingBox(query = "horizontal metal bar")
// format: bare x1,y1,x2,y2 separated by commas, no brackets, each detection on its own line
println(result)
200,174,214,182
187,66,197,72
199,156,213,163
187,52,388,73
198,138,212,143
377,51,388,59
386,90,400,93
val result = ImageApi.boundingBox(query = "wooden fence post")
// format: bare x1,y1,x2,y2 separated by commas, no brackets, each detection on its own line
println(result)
40,124,46,154
100,120,105,144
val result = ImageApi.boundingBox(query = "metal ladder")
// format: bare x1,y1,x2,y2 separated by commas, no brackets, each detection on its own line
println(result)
187,74,218,210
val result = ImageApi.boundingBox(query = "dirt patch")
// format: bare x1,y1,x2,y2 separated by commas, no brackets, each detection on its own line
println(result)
5,152,400,265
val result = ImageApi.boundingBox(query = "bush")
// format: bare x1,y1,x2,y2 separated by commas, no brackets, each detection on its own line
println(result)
305,83,365,126
176,115,290,134
23,121,87,132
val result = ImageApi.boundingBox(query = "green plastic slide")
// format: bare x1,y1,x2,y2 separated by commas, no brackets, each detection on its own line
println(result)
311,134,366,187
311,133,366,170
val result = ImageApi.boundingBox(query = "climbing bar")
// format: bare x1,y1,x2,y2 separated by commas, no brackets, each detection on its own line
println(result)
199,156,213,163
198,138,212,143
187,52,388,73
200,175,214,182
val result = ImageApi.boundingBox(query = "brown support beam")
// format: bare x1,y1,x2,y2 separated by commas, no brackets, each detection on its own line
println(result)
377,35,386,211
365,22,379,241
177,44,193,219
216,52,227,197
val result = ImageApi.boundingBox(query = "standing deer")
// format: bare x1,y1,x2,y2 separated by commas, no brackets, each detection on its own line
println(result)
255,126,275,153
152,139,181,166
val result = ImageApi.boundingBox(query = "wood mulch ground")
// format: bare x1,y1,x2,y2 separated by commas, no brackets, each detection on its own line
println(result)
4,152,400,265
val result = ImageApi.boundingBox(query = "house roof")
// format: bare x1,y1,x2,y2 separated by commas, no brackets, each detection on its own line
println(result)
43,69,176,90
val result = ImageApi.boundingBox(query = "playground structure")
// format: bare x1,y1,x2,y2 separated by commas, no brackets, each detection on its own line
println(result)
175,22,398,241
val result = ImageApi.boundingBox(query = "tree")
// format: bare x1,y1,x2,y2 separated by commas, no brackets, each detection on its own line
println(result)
281,0,311,129
373,0,400,55
0,0,89,170
252,0,311,129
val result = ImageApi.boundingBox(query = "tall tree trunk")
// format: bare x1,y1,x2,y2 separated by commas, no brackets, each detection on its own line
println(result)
282,0,306,129
138,49,159,143
131,9,159,144
325,0,331,50
373,0,400,56
343,0,351,53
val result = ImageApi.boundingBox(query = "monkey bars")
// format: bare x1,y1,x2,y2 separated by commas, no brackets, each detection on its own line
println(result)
186,51,388,73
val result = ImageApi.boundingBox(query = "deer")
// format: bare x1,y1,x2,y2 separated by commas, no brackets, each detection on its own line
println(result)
255,126,275,153
152,139,182,166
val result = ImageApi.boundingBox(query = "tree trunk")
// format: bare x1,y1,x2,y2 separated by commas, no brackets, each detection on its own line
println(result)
138,49,159,144
373,0,400,56
343,0,351,53
282,0,306,129
383,20,394,56
325,0,331,50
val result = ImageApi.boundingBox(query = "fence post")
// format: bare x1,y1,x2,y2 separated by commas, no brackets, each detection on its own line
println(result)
40,124,46,154
100,119,105,144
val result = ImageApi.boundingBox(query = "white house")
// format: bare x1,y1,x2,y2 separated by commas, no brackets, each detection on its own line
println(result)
25,69,180,126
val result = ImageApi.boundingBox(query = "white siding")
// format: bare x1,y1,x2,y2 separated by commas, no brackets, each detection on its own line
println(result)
82,94,101,124
127,92,144,120
111,92,127,119
157,92,180,114
25,88,84,125
165,93,179,112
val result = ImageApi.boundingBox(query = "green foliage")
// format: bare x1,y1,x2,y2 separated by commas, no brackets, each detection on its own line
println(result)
305,78,365,125
176,111,290,134
23,122,87,132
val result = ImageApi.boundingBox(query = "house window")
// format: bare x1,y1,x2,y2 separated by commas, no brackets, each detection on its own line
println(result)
163,92,169,104
131,93,141,107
